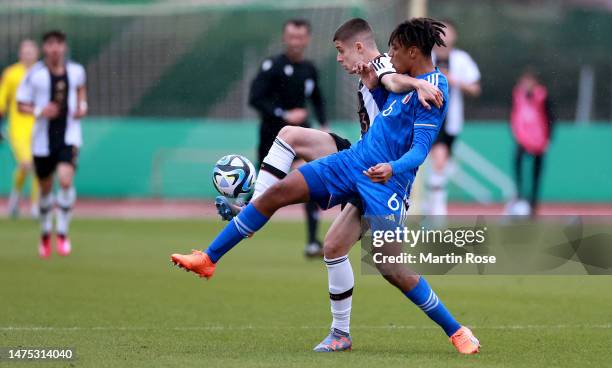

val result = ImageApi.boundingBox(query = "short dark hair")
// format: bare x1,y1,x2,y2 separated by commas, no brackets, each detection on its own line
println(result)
42,30,66,43
388,18,446,56
283,18,311,34
333,18,373,42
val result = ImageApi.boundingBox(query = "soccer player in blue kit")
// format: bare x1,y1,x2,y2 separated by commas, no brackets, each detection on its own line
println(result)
171,18,480,354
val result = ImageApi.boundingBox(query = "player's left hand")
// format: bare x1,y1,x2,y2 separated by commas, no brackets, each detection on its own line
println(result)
416,79,443,110
363,163,393,183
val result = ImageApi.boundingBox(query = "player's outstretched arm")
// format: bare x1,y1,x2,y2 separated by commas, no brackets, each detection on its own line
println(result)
380,74,443,109
355,59,443,110
370,54,443,109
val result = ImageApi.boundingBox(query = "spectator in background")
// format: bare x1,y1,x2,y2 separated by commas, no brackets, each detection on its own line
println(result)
426,20,481,216
248,19,328,257
0,39,40,218
509,68,554,216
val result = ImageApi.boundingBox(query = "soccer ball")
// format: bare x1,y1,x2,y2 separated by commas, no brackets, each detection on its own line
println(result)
212,155,257,202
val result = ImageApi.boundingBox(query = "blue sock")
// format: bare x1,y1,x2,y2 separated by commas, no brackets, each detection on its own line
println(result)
403,277,461,337
205,204,269,263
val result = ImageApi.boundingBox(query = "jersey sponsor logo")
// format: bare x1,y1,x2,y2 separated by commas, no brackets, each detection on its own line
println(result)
382,100,396,117
284,64,294,76
402,91,414,104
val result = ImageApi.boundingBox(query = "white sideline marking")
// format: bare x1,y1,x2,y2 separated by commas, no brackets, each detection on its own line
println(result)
1,324,611,332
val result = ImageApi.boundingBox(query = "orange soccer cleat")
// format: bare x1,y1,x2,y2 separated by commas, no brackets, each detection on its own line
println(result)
450,326,480,354
170,250,216,279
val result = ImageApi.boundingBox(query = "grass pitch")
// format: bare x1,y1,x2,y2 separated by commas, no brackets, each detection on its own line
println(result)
1,218,611,367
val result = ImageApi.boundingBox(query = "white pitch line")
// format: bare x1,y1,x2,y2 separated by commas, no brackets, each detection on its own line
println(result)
1,324,611,332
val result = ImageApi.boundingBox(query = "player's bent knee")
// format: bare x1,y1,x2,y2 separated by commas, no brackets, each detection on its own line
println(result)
58,173,74,189
59,178,73,189
278,126,298,146
57,167,75,189
323,238,345,259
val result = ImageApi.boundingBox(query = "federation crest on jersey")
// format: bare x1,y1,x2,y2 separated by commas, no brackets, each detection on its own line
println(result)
402,91,414,104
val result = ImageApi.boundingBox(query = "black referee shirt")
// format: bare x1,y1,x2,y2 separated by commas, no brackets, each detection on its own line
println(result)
249,53,327,128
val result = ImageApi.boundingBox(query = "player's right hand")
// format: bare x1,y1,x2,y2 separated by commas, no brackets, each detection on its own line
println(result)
41,102,60,119
416,79,444,110
284,108,308,125
363,163,393,183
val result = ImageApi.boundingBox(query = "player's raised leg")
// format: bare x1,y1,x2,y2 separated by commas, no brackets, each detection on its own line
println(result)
216,126,339,220
248,126,337,200
171,169,313,279
313,202,361,352
55,161,76,256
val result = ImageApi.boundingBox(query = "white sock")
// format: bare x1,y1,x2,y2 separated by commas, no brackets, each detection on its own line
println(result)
253,137,295,199
325,255,354,334
427,170,448,216
56,186,76,235
7,190,20,212
39,192,54,235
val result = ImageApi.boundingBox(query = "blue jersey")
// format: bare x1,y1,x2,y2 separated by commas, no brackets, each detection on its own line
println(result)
350,69,448,188
299,68,448,223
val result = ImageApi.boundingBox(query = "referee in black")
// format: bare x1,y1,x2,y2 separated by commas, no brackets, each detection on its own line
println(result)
249,18,327,257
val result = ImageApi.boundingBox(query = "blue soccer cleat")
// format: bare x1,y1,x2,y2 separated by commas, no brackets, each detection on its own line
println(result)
313,328,352,352
214,196,243,221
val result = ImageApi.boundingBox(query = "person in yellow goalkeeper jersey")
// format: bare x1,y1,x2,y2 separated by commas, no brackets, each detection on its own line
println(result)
0,40,39,218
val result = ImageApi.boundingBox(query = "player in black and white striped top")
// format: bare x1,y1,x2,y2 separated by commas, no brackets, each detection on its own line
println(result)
17,30,87,258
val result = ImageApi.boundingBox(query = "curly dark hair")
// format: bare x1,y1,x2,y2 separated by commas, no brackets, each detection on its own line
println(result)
388,18,446,56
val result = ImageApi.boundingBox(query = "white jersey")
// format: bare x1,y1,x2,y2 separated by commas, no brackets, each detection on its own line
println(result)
357,81,380,137
433,48,480,136
16,60,86,156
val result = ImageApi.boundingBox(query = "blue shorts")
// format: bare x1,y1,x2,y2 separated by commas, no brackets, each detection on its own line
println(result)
298,150,411,228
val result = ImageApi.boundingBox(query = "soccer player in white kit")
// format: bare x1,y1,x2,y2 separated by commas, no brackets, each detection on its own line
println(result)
427,20,481,215
17,30,87,258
